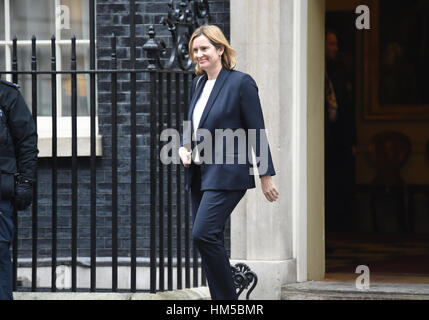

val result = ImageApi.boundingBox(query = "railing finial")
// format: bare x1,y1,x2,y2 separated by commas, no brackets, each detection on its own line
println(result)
143,0,211,70
231,263,258,300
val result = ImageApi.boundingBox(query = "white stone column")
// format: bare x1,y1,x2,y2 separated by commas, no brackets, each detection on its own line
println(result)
230,0,299,300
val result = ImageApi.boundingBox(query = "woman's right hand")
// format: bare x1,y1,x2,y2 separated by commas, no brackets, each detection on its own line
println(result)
179,147,192,168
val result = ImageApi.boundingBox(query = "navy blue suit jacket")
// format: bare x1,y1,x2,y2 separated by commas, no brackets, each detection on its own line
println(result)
183,67,276,192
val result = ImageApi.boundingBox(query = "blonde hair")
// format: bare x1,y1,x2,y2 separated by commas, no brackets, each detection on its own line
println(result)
188,24,236,75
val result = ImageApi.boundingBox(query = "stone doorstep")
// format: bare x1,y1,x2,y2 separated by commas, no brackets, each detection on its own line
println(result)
13,286,211,300
281,281,429,300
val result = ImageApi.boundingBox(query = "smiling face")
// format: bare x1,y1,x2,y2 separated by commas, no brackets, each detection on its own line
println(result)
192,35,224,72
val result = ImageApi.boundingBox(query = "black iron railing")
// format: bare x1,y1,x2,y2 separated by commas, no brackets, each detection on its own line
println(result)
2,49,199,294
1,0,260,299
0,0,196,294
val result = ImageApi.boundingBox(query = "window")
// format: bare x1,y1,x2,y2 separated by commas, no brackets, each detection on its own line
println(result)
0,0,102,157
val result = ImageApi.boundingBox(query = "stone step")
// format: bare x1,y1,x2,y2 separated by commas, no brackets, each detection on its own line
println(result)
281,281,429,300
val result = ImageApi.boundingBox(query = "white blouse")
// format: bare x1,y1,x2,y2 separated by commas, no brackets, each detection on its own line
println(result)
192,79,216,164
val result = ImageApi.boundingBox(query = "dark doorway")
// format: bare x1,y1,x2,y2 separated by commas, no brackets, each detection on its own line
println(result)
324,1,429,283
324,11,357,234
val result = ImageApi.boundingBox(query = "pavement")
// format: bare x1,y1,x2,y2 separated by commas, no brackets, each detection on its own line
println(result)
282,280,429,300
13,280,429,300
13,286,211,300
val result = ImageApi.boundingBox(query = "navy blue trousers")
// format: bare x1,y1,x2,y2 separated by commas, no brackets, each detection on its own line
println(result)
190,166,246,300
0,200,14,300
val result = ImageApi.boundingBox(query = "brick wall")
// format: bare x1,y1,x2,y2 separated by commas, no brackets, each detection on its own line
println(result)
21,0,230,261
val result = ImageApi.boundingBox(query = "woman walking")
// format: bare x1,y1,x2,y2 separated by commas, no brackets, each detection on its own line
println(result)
179,24,279,300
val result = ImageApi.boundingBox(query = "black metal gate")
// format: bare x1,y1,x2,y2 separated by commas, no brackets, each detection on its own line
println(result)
0,0,210,294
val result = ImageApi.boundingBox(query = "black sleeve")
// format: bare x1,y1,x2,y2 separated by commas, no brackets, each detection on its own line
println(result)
7,91,38,181
239,74,276,177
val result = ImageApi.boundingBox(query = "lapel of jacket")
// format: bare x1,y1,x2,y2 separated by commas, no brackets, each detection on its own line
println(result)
187,74,208,121
197,67,230,129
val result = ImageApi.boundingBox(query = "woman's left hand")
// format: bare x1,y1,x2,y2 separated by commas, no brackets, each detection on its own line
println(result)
260,175,279,202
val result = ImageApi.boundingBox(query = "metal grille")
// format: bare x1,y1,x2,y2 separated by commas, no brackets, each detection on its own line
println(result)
0,0,210,294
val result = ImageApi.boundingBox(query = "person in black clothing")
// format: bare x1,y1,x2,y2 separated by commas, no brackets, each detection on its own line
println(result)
0,80,38,300
324,30,357,233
